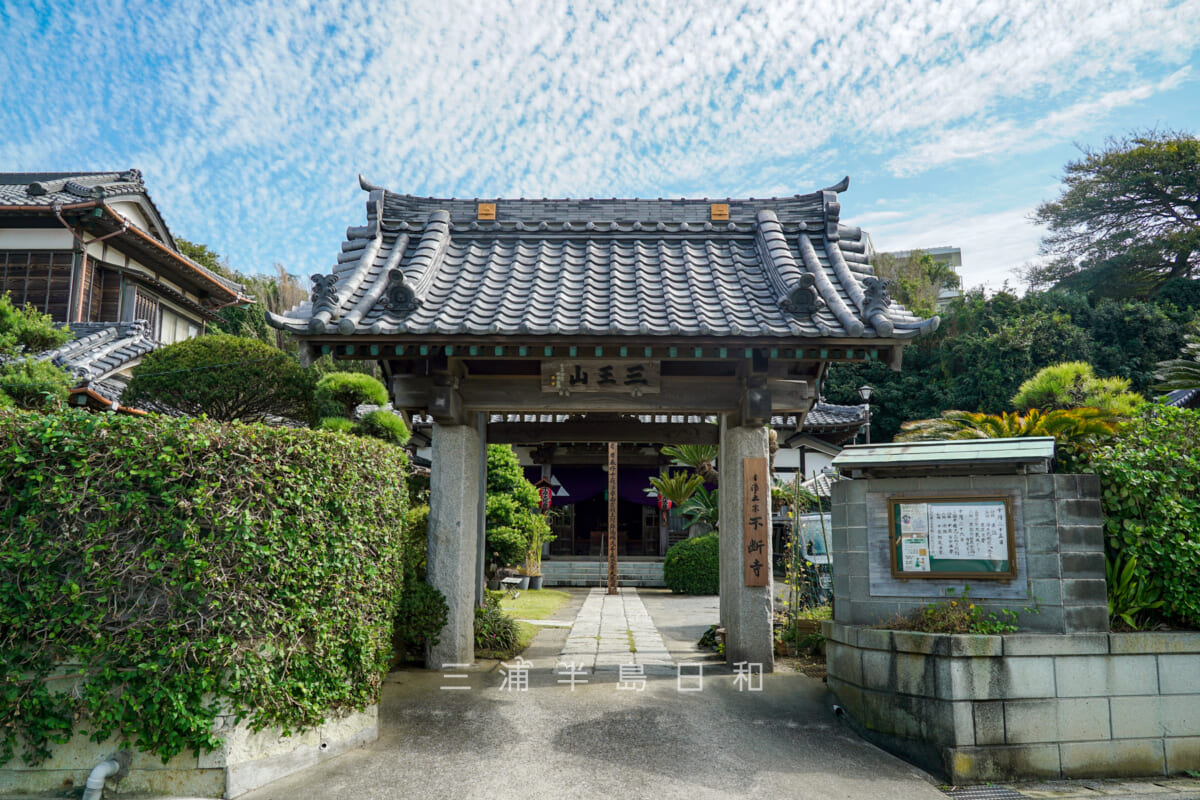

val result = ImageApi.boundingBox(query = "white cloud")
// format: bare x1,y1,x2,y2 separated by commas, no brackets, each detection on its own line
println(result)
0,0,1197,274
887,67,1194,175
868,204,1047,293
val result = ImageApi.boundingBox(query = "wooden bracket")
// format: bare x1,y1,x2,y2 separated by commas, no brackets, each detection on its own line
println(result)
429,385,465,425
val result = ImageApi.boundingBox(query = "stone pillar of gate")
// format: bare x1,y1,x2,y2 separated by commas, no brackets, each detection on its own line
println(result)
426,421,483,668
718,415,775,671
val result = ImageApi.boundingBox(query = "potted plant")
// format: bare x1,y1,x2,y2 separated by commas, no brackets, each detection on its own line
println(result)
522,512,554,590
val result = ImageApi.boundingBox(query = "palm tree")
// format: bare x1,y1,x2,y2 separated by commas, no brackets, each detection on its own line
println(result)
1155,333,1200,393
897,407,1119,471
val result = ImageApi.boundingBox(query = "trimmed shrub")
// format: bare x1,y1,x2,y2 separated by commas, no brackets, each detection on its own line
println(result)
358,409,410,445
392,581,448,661
1089,405,1200,628
123,333,317,422
486,523,529,569
315,371,387,419
317,416,355,433
0,358,71,410
663,533,721,595
0,409,411,766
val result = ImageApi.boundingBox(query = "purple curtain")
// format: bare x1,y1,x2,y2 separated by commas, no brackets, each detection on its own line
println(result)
523,466,662,506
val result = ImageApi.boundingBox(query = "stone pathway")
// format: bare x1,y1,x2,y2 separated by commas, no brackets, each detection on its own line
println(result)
559,587,675,673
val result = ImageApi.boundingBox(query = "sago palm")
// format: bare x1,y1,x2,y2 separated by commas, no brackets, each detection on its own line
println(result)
680,485,719,530
648,470,704,507
660,444,719,484
897,407,1118,470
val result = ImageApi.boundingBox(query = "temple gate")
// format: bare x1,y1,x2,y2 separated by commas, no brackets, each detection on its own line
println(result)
268,175,937,671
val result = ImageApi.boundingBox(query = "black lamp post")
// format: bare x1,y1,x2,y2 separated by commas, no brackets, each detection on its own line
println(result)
858,384,874,444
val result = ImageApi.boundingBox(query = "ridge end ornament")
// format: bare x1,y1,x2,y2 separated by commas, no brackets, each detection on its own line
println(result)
310,273,340,315
383,268,421,312
862,275,895,336
779,273,825,316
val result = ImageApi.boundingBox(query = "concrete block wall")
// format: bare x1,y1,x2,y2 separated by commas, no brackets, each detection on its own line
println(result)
824,622,1200,783
830,474,1106,634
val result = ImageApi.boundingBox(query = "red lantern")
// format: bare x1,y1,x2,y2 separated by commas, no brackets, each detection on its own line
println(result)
534,478,553,511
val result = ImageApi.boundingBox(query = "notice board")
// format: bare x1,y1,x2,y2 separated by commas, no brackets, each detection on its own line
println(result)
888,496,1016,580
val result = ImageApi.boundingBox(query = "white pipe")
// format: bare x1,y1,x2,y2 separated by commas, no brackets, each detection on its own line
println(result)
81,758,121,800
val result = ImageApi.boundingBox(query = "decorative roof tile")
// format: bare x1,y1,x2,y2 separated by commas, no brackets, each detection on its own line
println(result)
268,176,939,341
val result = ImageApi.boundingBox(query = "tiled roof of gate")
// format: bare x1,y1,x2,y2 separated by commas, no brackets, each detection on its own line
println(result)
37,320,158,400
267,176,939,341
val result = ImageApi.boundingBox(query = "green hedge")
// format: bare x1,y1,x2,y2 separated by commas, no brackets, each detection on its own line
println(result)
663,533,720,595
0,409,411,766
1090,405,1200,628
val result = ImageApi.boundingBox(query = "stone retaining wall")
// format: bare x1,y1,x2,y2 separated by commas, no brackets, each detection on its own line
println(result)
0,706,377,798
824,622,1200,783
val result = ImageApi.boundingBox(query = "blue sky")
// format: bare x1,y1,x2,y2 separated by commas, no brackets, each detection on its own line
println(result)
3,0,1199,292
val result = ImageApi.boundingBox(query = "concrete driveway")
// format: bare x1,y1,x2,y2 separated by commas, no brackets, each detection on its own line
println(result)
237,589,944,800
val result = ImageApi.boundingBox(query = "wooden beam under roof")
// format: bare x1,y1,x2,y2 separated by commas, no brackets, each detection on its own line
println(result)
391,374,814,415
487,420,719,445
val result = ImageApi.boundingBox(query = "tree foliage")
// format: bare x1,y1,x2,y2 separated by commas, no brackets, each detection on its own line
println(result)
825,288,1192,442
485,445,552,569
1027,131,1200,296
661,443,719,484
0,292,70,357
0,292,73,411
872,249,960,318
1089,405,1200,628
124,333,317,423
177,238,308,352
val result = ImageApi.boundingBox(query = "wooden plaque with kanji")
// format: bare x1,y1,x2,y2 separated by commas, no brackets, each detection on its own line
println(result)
742,457,769,586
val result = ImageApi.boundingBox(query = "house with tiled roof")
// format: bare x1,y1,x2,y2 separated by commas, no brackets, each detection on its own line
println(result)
0,170,252,410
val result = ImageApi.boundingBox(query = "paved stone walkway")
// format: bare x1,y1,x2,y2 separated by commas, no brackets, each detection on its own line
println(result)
559,587,674,672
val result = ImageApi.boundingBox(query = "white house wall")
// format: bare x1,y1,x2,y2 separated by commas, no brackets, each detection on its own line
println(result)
0,229,74,249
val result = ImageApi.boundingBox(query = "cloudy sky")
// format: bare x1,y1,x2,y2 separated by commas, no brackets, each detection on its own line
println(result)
3,0,1198,291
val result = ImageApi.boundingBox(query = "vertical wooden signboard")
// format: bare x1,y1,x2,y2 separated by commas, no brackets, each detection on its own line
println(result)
743,457,769,586
607,442,618,594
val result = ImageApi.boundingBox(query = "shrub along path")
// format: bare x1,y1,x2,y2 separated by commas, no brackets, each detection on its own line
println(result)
235,590,946,800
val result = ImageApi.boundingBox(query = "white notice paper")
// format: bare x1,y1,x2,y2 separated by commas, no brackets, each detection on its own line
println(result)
898,503,928,534
901,535,930,572
927,503,1007,560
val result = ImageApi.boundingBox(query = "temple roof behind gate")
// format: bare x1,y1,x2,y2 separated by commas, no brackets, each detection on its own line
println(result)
267,176,938,342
